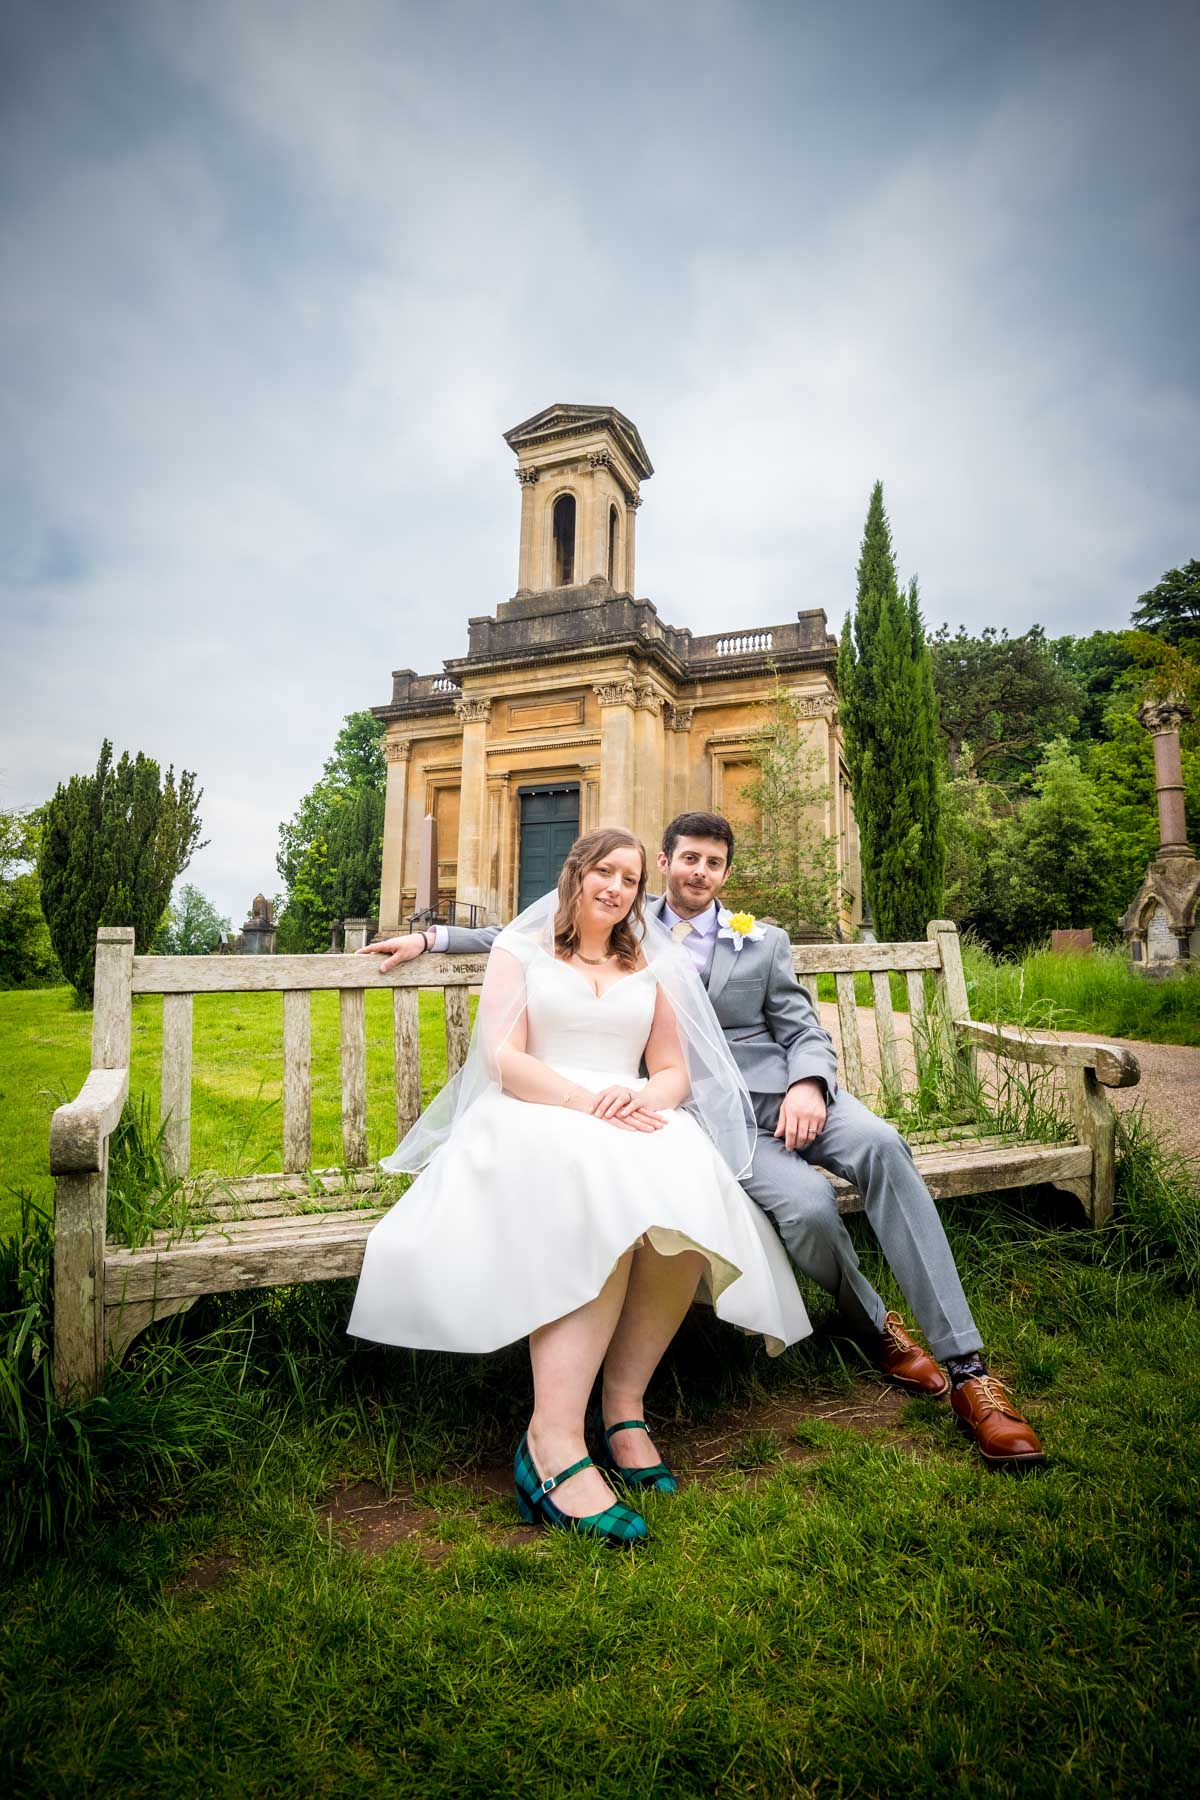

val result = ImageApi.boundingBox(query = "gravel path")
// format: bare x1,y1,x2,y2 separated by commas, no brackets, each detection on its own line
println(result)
817,1004,1200,1168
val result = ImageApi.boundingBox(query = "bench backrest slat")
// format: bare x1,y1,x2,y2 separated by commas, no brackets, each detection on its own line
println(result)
444,987,471,1079
870,971,901,1109
160,992,193,1179
130,953,486,994
339,990,368,1166
834,973,866,1098
282,990,312,1173
791,941,940,975
393,988,422,1143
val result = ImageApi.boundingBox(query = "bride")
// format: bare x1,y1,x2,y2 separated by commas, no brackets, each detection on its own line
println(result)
348,827,810,1545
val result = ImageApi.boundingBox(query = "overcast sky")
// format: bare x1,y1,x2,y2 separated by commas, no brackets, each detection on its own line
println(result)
3,0,1197,920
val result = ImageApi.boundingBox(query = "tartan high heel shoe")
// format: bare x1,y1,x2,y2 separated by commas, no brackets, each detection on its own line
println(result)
593,1414,679,1495
513,1435,649,1548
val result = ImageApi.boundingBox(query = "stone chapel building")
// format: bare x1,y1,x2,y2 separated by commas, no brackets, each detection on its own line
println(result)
373,403,861,933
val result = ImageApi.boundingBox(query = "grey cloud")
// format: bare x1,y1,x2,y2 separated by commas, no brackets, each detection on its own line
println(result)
1,0,1197,919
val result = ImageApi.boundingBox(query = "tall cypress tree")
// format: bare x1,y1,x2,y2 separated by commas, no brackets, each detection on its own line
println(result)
839,483,944,939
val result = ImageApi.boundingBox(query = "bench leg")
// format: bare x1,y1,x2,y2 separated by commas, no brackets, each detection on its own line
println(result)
1065,1067,1116,1228
53,1163,108,1403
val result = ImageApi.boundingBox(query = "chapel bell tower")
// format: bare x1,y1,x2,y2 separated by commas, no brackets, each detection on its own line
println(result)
503,403,654,597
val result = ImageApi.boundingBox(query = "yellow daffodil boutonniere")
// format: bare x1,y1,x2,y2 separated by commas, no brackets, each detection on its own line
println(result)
717,907,766,953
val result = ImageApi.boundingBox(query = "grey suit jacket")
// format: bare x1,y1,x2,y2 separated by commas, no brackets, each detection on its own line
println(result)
444,902,838,1102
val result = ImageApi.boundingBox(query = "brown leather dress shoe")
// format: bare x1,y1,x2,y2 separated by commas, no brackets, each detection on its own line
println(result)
871,1311,949,1396
951,1375,1047,1469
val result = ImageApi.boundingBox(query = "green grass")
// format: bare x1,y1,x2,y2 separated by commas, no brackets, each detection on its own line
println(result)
812,942,1200,1047
2,1186,1198,1796
2,989,1199,1794
0,986,456,1240
961,940,1200,1047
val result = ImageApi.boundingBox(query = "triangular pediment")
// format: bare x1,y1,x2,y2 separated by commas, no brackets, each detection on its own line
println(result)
503,403,653,481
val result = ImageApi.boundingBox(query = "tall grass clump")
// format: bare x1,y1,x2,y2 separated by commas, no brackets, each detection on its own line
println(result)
0,1188,260,1563
961,937,1200,1046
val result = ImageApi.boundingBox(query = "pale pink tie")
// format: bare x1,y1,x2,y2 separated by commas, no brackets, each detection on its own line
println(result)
671,920,694,943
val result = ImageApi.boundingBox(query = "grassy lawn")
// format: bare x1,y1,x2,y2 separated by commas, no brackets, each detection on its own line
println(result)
2,988,1199,1794
0,986,454,1241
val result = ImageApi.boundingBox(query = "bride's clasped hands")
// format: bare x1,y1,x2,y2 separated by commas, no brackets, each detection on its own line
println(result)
347,827,810,1548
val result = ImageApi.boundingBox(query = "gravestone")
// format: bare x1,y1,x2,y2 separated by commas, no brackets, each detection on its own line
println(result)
1051,929,1093,955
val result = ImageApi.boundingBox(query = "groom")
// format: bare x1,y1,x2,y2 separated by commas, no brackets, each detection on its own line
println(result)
364,810,1044,1470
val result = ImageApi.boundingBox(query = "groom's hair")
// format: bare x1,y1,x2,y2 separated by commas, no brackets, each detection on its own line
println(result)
661,811,735,868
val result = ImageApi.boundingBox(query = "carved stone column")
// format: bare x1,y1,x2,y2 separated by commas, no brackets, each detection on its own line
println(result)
594,680,637,828
587,450,611,581
624,492,641,593
1139,696,1195,858
515,468,540,592
663,705,695,821
454,698,492,911
378,738,412,933
633,682,666,849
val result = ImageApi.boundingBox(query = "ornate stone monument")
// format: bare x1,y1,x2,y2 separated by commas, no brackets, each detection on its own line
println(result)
1120,696,1199,966
241,893,277,956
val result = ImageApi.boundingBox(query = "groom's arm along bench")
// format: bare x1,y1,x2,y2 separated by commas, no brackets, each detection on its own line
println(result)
50,920,1138,1400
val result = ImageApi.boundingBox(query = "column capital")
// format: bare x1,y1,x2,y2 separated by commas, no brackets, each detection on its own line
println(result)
664,704,694,733
1138,694,1194,734
587,450,611,470
515,466,540,486
593,679,638,709
626,492,643,510
634,681,664,715
454,697,493,723
383,738,413,763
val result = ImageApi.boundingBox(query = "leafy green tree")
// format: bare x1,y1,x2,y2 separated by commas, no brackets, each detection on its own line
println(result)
930,624,1078,781
1086,702,1200,914
838,483,944,940
1130,559,1200,647
988,739,1117,947
938,758,1011,943
39,742,205,998
1048,629,1135,746
277,711,386,893
0,807,61,988
733,684,838,938
153,883,232,955
276,713,387,952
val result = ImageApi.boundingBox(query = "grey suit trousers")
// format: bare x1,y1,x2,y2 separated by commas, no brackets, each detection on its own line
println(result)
743,1089,983,1361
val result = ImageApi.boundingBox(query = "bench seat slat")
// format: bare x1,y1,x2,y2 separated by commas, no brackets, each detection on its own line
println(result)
104,1138,1093,1300
104,1214,384,1301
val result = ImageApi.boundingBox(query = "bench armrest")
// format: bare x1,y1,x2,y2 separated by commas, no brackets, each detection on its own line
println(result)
49,1067,131,1174
954,1022,1140,1089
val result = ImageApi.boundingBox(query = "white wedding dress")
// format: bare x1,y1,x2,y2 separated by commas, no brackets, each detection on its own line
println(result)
347,945,811,1356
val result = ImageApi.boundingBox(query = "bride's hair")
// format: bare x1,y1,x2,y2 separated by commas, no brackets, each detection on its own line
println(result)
554,828,647,970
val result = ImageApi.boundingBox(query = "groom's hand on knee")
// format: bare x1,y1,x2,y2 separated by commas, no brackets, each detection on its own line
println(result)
775,1080,827,1153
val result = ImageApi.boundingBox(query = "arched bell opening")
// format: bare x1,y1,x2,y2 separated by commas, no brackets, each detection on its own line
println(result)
552,493,576,586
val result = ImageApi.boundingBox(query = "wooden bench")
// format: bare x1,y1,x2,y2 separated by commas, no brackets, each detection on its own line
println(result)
50,920,1139,1401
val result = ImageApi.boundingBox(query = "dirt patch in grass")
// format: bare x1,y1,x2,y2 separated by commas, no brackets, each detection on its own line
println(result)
319,1378,926,1558
166,1552,242,1595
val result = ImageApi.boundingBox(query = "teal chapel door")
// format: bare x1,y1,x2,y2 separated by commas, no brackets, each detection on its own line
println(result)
518,785,580,911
